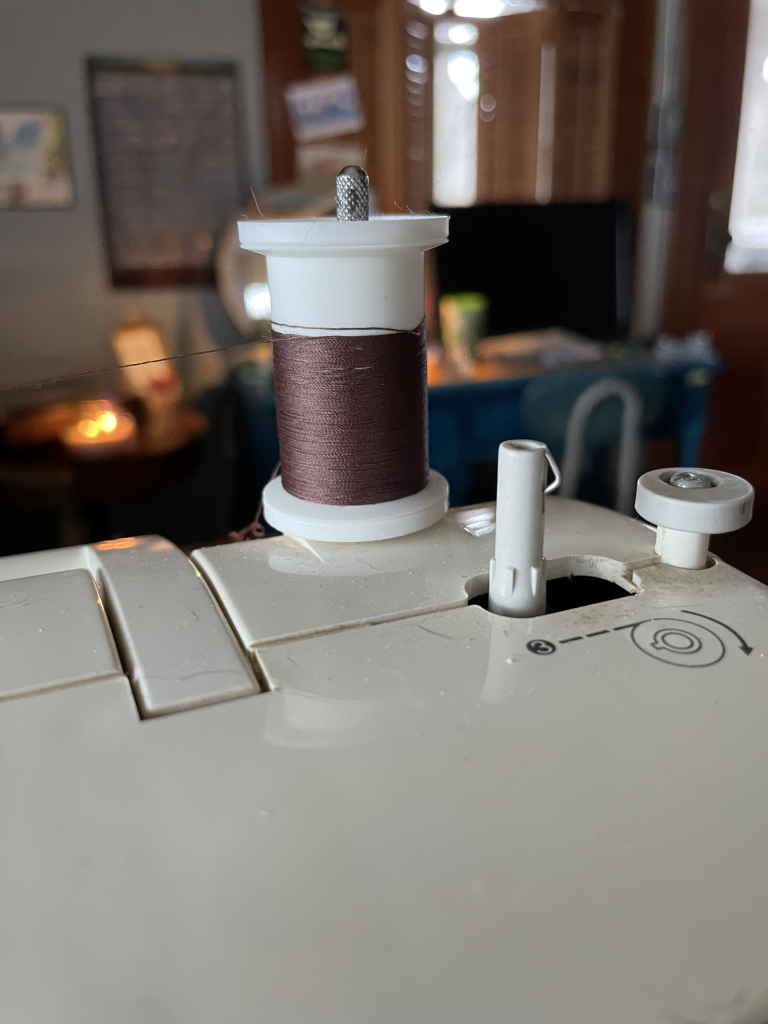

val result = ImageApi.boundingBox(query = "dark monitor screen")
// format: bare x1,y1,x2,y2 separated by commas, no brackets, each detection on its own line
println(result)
433,202,631,341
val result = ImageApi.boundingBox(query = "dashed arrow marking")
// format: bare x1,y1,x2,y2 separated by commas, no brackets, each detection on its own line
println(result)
681,609,753,654
559,622,648,643
552,614,752,657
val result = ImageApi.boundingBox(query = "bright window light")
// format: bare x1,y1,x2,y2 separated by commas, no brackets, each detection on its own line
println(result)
244,282,271,321
447,51,479,102
448,23,479,44
435,21,479,45
727,0,768,271
433,45,479,206
453,0,543,16
407,20,430,39
419,0,449,14
406,54,429,74
453,0,506,17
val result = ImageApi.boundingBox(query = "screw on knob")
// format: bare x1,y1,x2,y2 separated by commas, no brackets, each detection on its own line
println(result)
669,471,714,489
336,165,369,222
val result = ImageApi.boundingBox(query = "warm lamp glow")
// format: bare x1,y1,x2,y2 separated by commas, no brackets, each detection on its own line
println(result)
78,419,99,439
63,400,137,458
97,410,118,433
95,537,140,551
112,318,171,398
77,409,119,439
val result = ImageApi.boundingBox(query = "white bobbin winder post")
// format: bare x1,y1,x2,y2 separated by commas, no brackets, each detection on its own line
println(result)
489,440,561,617
635,467,754,569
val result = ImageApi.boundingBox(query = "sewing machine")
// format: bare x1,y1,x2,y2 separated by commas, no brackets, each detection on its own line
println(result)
0,463,766,1024
1,169,765,1023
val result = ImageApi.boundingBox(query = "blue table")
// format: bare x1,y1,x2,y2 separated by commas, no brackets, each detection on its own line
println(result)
231,354,718,514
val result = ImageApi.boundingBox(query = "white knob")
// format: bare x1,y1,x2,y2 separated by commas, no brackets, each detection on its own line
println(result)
489,440,560,617
635,468,754,569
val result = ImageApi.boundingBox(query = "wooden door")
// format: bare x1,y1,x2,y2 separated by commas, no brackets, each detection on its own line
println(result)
260,0,625,213
260,0,382,188
549,0,621,201
475,11,544,203
475,0,622,204
663,0,768,505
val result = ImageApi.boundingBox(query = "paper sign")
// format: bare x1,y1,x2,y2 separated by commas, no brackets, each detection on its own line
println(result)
284,74,365,143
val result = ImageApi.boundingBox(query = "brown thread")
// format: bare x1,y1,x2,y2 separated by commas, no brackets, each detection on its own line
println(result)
229,460,280,541
273,321,428,506
0,341,262,395
271,320,414,334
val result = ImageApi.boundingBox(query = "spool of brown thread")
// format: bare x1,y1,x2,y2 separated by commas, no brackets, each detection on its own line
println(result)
272,322,428,506
238,167,449,536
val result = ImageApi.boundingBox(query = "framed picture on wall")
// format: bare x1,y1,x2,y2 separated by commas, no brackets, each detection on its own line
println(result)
0,107,75,210
88,59,247,286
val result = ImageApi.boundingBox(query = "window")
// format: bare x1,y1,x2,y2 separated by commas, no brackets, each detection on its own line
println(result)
433,22,480,205
726,0,768,272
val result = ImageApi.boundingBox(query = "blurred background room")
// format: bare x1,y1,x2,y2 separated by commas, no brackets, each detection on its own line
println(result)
1,0,767,577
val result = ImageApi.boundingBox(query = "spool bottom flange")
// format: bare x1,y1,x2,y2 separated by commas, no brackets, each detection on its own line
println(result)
263,470,449,542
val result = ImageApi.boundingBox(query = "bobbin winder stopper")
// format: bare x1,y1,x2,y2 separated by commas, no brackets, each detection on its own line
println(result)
635,467,754,569
336,165,369,222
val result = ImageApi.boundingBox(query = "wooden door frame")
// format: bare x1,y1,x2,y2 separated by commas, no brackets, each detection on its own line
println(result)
610,0,656,231
663,0,752,336
659,0,768,502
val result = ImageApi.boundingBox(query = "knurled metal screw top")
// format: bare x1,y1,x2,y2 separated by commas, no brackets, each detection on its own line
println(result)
668,471,714,489
336,165,369,222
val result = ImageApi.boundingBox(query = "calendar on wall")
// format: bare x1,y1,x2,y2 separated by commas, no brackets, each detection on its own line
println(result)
89,59,247,286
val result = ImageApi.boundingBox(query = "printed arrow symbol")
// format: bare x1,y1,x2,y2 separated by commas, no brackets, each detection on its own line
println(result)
681,609,753,654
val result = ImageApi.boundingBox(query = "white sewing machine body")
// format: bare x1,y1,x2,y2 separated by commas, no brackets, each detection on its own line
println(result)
1,496,767,1024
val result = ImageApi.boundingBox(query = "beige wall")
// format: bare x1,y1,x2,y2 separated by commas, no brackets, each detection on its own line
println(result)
0,0,267,402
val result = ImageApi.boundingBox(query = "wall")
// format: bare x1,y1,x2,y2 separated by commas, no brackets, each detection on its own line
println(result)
0,0,267,398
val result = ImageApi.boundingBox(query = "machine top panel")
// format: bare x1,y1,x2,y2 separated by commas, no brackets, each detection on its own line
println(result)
0,568,124,701
1,553,767,1023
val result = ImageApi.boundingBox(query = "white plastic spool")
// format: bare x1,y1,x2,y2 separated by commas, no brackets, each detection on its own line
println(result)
488,440,562,618
238,215,450,542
